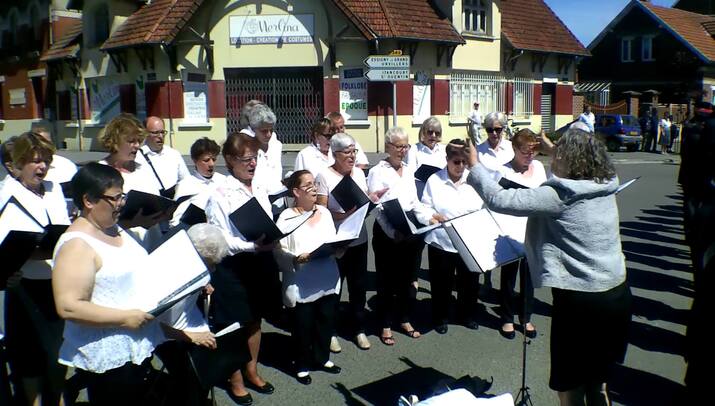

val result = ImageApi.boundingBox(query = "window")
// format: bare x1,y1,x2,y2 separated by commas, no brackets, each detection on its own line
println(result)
463,0,489,35
512,78,534,117
642,36,655,61
621,37,634,62
450,72,506,121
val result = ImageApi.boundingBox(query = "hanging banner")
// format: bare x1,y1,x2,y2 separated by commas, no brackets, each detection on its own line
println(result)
340,67,368,122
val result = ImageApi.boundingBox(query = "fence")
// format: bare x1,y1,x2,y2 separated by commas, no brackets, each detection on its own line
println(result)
450,72,534,120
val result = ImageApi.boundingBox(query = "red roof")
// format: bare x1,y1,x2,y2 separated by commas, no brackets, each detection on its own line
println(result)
641,1,715,62
41,18,82,61
331,0,464,44
500,0,589,56
101,0,203,51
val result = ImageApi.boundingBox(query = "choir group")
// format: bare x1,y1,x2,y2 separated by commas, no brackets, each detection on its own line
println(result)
0,100,631,406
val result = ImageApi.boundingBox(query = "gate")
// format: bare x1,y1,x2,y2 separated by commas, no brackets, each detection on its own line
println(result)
225,67,324,145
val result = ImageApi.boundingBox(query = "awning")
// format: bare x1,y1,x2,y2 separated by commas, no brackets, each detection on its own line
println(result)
575,82,611,93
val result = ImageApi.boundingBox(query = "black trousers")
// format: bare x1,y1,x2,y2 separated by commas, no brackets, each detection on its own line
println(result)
499,260,534,323
372,222,423,328
154,341,208,406
336,242,368,334
427,245,480,325
292,294,339,372
81,359,155,406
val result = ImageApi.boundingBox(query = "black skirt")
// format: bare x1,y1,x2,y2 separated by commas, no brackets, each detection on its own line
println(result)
549,282,632,392
208,252,281,329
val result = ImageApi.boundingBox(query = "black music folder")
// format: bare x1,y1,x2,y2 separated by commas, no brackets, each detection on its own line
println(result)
119,190,178,221
331,175,372,212
414,164,442,183
380,199,440,237
268,187,291,203
189,329,249,389
0,231,40,289
180,204,207,226
228,197,313,243
159,184,178,200
498,177,529,190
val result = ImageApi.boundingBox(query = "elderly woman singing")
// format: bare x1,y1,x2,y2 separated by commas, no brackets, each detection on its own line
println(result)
465,128,631,406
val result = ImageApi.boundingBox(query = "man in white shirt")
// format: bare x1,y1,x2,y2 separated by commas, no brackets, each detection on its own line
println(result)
327,112,370,170
467,102,483,145
476,112,515,170
578,105,596,133
138,116,190,198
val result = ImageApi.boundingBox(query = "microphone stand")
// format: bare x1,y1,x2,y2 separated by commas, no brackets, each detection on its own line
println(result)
514,258,534,406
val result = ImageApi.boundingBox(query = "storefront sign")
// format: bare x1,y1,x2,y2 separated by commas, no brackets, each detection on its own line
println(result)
340,68,368,122
229,14,314,45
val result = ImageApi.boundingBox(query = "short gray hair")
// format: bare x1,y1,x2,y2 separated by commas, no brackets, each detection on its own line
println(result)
187,224,229,266
247,104,277,130
384,127,408,147
484,112,507,129
239,100,264,129
419,116,442,138
330,132,355,153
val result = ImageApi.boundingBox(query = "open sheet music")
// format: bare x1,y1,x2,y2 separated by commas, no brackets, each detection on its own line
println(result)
310,203,369,258
381,199,441,236
121,230,209,316
229,197,313,243
616,177,639,194
444,208,526,273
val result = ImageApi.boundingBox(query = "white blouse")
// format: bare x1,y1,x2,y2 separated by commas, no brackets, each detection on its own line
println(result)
417,168,484,253
315,166,369,246
53,230,164,373
252,134,284,195
499,160,548,189
1,176,71,279
294,143,333,176
405,142,447,172
273,205,341,308
206,175,272,256
477,138,515,171
170,171,227,227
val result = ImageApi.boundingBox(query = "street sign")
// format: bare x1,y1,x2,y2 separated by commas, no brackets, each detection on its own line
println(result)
364,69,410,81
363,55,410,69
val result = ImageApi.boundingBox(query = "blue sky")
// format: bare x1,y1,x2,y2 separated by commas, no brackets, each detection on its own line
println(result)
544,0,675,47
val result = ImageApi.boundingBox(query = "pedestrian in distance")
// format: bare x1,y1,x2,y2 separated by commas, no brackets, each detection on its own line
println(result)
467,102,484,145
658,112,671,155
578,105,595,133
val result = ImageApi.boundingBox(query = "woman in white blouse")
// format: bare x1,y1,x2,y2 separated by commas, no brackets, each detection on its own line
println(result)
405,116,447,172
315,133,385,351
416,139,485,334
205,132,278,404
98,114,166,249
496,130,547,340
170,137,226,227
53,163,162,405
294,118,334,176
3,132,71,406
368,127,426,345
241,102,284,195
274,170,342,385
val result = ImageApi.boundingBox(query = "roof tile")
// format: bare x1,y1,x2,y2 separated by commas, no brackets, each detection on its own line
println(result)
641,2,715,62
500,0,589,56
41,18,82,61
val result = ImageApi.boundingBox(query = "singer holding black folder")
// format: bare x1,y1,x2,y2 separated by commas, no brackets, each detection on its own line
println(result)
405,116,447,172
2,132,70,406
205,132,279,404
315,133,387,351
368,127,427,345
52,163,163,405
465,129,631,406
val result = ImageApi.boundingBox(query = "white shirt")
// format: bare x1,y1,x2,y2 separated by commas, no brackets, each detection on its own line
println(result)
273,205,341,307
245,132,284,194
367,160,426,239
354,141,370,167
579,112,595,132
477,138,515,171
405,142,447,172
468,109,482,129
294,143,333,176
315,166,369,246
206,175,272,255
45,154,78,184
499,160,548,189
159,290,210,333
1,176,71,279
170,171,227,227
417,168,484,252
137,145,190,191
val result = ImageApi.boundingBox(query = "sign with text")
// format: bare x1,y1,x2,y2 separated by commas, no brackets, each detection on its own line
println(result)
363,55,410,82
229,14,314,45
365,69,410,81
340,67,368,122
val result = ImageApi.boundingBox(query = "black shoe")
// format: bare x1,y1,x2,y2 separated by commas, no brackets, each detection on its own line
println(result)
463,319,479,330
320,364,342,374
499,328,516,340
246,380,274,394
435,324,448,334
227,391,253,405
296,374,312,385
524,326,537,339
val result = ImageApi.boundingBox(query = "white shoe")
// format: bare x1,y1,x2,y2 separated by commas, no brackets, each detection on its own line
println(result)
356,333,371,350
330,336,342,353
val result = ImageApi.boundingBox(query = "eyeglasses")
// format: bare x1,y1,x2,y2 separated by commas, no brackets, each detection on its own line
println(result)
486,127,504,134
236,155,258,164
148,130,167,135
426,130,442,138
337,149,358,156
517,148,537,156
388,142,410,151
298,183,316,192
100,193,127,205
450,160,467,166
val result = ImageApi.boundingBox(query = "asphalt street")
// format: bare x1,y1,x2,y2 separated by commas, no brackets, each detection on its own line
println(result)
1,150,690,405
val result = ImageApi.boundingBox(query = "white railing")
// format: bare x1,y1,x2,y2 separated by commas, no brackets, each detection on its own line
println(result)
450,72,534,120
512,77,534,118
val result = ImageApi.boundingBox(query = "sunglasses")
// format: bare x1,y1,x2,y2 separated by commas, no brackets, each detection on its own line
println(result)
486,127,504,133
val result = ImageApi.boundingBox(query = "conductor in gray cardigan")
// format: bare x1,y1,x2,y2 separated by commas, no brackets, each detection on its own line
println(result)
463,128,631,406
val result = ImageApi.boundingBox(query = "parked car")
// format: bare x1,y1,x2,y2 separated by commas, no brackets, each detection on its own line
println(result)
594,114,643,152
